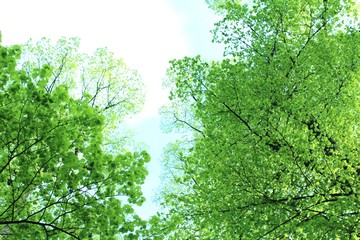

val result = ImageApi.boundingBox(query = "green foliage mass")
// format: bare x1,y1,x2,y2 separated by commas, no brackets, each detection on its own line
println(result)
159,0,360,239
0,42,150,239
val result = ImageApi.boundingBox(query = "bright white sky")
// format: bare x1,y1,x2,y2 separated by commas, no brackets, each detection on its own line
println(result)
0,0,223,219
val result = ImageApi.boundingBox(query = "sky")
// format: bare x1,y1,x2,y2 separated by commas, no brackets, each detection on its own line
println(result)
0,0,224,219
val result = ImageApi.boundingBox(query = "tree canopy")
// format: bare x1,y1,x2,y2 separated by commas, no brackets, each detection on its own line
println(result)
0,40,150,239
159,0,360,239
2,0,360,239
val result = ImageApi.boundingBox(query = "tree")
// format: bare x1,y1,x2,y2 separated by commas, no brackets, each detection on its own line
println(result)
0,41,150,239
160,0,360,239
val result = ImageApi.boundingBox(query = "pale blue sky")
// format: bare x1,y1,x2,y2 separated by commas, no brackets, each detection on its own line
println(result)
0,0,223,219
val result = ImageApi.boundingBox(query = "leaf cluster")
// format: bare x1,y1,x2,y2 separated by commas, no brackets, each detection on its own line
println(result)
159,0,360,239
0,42,149,239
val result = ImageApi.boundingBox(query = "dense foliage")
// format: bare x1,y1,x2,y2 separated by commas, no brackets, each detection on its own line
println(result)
0,41,149,239
2,0,360,239
160,0,360,239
